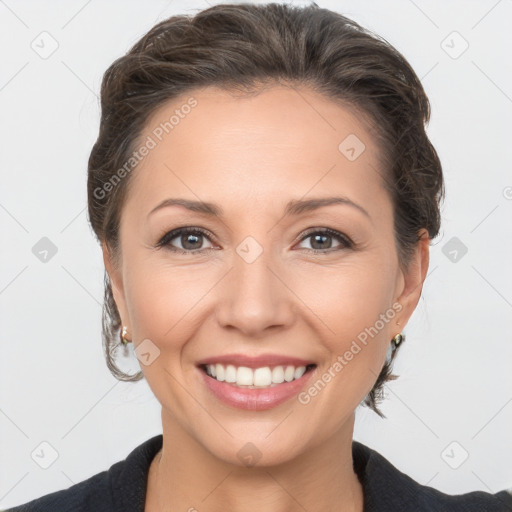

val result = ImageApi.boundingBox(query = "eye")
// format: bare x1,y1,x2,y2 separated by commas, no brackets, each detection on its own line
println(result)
156,226,353,255
296,228,353,253
156,227,216,254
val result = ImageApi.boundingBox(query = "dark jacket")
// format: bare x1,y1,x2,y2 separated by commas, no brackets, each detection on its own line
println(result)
5,434,512,511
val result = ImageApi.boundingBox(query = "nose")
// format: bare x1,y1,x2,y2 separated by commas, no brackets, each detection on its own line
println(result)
214,245,295,337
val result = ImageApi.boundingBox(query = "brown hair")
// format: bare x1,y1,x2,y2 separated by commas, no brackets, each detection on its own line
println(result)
87,2,444,418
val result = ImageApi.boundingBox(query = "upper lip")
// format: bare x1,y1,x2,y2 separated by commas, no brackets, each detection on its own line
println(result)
196,353,316,369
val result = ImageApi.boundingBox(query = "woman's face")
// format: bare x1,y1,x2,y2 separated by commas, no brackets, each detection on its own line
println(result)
105,85,428,466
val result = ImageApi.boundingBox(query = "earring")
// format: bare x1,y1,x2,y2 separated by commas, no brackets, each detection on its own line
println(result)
121,326,131,345
391,332,403,349
386,332,403,362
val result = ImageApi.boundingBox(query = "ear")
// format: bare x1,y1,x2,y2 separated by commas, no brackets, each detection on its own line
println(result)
394,228,430,328
102,242,130,330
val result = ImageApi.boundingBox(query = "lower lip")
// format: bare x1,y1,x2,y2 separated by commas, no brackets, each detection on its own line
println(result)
198,367,316,411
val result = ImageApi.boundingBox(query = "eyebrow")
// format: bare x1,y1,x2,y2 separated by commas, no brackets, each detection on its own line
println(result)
148,196,371,219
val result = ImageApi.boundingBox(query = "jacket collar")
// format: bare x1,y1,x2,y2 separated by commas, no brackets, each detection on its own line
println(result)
111,434,512,512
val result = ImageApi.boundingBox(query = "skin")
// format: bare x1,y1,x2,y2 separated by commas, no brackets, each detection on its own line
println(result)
103,84,430,512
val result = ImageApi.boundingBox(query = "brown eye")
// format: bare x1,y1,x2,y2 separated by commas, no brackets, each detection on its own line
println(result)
297,228,353,253
157,227,215,254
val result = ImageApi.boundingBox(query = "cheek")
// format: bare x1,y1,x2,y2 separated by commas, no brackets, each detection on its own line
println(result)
289,256,397,391
125,262,211,344
278,262,397,438
122,262,211,407
291,253,397,338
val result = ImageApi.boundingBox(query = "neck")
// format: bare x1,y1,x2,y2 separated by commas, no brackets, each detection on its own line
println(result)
145,409,364,512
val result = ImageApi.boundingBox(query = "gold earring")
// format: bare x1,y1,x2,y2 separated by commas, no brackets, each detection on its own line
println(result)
121,326,131,345
391,332,403,348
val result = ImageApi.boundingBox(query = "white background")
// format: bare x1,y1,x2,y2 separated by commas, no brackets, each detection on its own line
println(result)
1,0,511,507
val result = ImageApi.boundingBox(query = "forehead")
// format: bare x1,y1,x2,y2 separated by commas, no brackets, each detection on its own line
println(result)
125,85,387,217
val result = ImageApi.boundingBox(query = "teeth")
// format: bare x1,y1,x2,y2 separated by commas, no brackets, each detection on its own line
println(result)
204,363,311,388
284,365,295,382
215,364,225,382
294,366,306,379
253,367,272,386
225,364,237,383
271,366,285,384
236,366,253,386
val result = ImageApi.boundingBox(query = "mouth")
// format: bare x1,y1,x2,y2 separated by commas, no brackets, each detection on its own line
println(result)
196,356,318,410
200,363,317,389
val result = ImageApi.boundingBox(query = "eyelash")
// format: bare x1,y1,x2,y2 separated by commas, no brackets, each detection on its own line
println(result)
156,226,354,255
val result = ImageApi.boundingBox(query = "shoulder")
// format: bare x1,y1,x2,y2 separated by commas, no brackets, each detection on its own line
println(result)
4,434,163,512
352,440,512,511
3,469,115,512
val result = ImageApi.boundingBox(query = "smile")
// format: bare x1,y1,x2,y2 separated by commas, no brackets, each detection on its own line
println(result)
196,355,317,410
202,363,316,388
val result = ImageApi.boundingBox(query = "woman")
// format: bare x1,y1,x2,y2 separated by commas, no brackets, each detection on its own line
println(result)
7,2,512,511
